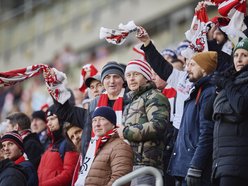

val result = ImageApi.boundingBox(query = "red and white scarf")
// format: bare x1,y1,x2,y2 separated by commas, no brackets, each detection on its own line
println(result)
15,154,29,165
97,88,125,127
214,0,247,44
74,128,117,186
99,20,137,45
182,4,210,59
0,64,71,104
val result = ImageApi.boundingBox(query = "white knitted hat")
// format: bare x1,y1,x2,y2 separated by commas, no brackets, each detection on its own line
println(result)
125,59,152,80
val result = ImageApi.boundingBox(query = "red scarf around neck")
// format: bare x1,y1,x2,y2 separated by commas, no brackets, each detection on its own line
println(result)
97,88,125,127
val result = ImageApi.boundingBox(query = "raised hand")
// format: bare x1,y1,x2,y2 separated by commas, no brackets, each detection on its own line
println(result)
43,67,56,84
136,26,151,46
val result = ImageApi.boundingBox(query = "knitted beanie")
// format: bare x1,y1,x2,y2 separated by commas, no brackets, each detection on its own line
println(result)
233,38,248,54
1,131,24,152
125,59,152,80
101,61,125,82
92,106,116,126
192,51,218,74
161,49,177,59
176,40,190,56
32,110,46,122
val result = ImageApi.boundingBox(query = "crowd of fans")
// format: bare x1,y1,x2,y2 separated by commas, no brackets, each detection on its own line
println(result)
0,1,248,186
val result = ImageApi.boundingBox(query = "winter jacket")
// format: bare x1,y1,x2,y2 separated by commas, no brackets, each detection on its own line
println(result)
38,136,79,186
212,66,248,179
19,159,38,186
83,133,133,186
23,132,44,170
0,159,27,186
167,76,215,184
53,100,91,160
123,82,170,171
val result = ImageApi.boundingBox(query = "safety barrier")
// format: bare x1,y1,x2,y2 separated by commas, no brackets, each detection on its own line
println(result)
112,166,163,186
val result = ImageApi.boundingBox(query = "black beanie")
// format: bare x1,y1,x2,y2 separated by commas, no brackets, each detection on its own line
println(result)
32,110,46,122
92,106,116,125
47,105,64,126
46,105,56,118
1,131,24,152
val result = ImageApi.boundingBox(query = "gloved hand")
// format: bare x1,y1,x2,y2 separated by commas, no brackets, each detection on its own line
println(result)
186,167,202,186
210,71,230,89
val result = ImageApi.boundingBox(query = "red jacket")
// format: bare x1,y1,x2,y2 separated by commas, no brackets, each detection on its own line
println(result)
38,140,79,186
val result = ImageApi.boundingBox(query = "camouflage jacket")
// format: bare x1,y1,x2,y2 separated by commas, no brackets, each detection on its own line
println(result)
122,82,170,170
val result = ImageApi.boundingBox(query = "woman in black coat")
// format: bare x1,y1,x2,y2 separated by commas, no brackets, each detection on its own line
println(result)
210,38,248,186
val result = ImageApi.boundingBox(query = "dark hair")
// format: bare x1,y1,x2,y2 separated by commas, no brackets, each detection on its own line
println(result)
63,122,82,152
6,112,31,130
171,58,185,65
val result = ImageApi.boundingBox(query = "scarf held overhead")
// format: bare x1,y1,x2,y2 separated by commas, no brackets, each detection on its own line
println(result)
0,64,71,104
99,20,137,45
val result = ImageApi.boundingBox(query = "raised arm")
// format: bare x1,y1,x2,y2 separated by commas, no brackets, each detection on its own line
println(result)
136,26,173,81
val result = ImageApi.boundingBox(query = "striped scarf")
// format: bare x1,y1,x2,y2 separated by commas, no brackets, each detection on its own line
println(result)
99,21,137,45
97,88,125,127
0,64,71,104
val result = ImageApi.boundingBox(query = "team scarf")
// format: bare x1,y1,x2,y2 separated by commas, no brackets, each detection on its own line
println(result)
214,0,247,44
182,4,210,59
99,20,137,45
14,154,29,165
0,64,71,104
19,129,32,140
97,88,125,127
74,128,118,186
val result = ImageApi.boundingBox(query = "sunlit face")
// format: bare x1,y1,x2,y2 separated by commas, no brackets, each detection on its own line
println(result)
67,126,83,150
2,141,22,161
151,71,167,90
103,74,124,99
126,71,148,91
186,59,206,82
89,80,104,98
233,48,248,72
46,115,60,132
31,118,46,133
92,116,114,137
213,29,226,44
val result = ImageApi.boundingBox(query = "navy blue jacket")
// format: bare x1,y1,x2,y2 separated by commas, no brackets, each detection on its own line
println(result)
0,159,27,186
20,160,38,186
168,76,215,181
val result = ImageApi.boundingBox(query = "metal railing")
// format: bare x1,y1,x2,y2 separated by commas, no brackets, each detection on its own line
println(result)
112,166,164,186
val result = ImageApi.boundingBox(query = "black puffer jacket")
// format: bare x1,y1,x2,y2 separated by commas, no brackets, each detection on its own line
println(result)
0,159,27,186
212,65,248,179
23,132,44,170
